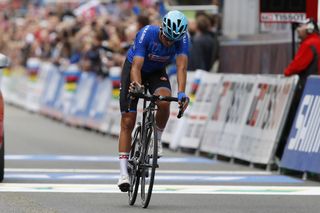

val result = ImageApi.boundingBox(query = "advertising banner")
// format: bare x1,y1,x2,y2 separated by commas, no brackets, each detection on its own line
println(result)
65,72,98,126
39,65,64,117
200,75,256,155
0,67,13,103
217,75,256,157
281,76,320,174
25,61,51,112
86,77,112,130
234,75,298,164
179,72,222,149
54,64,81,120
7,67,28,108
161,71,196,150
250,76,298,164
100,67,121,134
234,76,278,161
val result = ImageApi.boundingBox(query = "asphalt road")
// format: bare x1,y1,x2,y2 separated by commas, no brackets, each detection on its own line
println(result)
1,104,320,213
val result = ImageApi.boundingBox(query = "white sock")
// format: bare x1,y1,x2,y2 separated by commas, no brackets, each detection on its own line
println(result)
155,126,164,142
119,153,129,176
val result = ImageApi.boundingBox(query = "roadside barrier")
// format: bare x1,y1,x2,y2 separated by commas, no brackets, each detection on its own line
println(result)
178,72,222,150
201,74,257,158
0,60,309,170
233,75,298,164
161,71,196,150
85,77,112,130
281,76,320,174
65,72,98,126
39,64,64,117
100,67,121,134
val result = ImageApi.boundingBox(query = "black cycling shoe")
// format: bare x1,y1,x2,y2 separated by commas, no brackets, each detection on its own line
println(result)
118,175,130,192
118,183,130,192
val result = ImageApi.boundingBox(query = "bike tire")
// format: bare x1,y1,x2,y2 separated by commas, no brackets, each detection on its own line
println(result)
0,132,4,182
128,126,141,205
140,122,158,208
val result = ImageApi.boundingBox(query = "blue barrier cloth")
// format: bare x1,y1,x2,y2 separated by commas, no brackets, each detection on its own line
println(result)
87,77,112,121
70,72,98,118
281,76,320,174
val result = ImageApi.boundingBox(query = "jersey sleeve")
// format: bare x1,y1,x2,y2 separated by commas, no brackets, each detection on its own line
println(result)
284,42,314,76
132,25,151,58
176,34,189,56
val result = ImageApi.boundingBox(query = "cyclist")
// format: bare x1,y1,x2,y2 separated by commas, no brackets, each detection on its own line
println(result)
117,10,190,192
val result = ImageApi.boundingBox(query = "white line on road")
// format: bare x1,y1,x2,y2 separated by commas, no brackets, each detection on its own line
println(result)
5,155,214,163
0,183,319,195
4,168,272,175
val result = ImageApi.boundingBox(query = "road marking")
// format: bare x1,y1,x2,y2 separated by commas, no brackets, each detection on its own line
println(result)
5,168,272,175
5,155,214,164
0,183,319,195
3,168,302,183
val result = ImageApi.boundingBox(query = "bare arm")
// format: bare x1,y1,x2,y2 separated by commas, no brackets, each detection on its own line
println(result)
176,54,188,93
130,56,144,84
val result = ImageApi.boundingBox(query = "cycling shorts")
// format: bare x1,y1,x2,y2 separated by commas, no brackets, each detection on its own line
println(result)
120,59,171,113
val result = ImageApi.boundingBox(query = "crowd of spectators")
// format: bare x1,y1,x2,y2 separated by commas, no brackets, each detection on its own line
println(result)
0,0,220,77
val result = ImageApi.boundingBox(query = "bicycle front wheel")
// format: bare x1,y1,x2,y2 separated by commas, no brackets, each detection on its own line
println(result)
140,122,158,208
128,125,141,205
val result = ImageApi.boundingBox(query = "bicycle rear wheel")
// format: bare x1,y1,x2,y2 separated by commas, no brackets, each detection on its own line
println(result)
0,132,4,182
140,122,158,208
128,126,141,205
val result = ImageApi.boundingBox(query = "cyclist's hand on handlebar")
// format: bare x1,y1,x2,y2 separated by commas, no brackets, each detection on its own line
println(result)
177,91,189,113
129,81,144,95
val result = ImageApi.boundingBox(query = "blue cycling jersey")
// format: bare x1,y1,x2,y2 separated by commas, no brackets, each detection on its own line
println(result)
127,25,189,73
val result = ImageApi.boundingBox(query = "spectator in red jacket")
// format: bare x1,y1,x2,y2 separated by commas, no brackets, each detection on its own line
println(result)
279,19,320,159
284,18,320,87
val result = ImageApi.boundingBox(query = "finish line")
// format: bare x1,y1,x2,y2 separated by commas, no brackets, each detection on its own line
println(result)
0,183,319,195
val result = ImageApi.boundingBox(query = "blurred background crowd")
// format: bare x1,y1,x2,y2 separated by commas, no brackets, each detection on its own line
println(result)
0,0,221,77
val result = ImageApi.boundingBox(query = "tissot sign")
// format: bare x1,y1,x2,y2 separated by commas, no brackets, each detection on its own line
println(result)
260,0,318,23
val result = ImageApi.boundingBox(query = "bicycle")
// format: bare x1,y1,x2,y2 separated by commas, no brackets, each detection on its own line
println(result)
127,88,184,208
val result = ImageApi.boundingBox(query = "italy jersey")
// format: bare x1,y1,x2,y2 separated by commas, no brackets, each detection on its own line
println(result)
127,25,189,73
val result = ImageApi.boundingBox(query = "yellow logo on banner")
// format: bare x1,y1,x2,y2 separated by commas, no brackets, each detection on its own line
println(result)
2,68,11,76
112,89,120,99
65,83,77,92
189,94,196,106
28,75,38,82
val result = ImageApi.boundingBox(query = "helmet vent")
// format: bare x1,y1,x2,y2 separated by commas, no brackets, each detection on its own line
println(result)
177,19,181,26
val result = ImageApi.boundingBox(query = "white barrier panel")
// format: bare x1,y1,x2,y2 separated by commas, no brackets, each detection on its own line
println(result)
25,60,51,112
234,75,298,164
0,68,15,103
100,67,121,135
200,74,298,165
7,68,28,108
86,77,112,130
179,72,222,149
39,65,64,117
256,76,298,163
201,75,240,154
161,71,195,150
216,75,257,157
53,64,81,120
200,75,256,155
1,58,299,166
65,72,97,126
